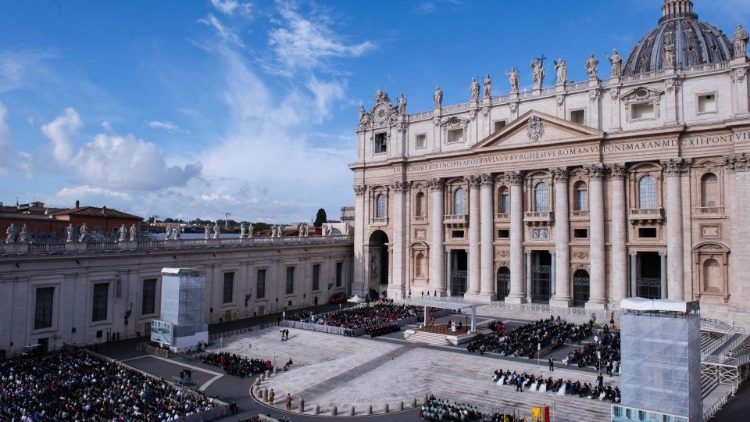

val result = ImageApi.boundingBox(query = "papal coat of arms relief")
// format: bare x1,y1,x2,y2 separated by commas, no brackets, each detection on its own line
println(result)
527,116,545,142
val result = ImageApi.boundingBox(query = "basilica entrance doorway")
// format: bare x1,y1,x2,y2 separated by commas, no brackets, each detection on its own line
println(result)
449,250,468,297
572,270,590,307
531,251,552,303
496,266,510,301
368,230,389,299
636,252,661,299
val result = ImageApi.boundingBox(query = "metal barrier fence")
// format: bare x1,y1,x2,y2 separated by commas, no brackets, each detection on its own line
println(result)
208,327,254,343
136,342,169,358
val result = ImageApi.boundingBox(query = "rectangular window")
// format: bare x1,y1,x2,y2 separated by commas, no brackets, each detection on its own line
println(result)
415,134,426,149
570,110,585,124
494,120,507,132
574,229,588,239
286,266,295,295
336,262,343,287
698,94,717,113
447,128,463,143
222,272,234,304
92,283,109,322
639,228,657,238
374,132,387,154
256,269,266,299
142,278,157,315
631,102,655,120
34,287,54,330
452,230,465,238
312,264,321,291
497,229,510,239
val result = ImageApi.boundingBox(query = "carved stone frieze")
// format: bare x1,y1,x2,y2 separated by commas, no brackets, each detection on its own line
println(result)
468,175,482,187
480,173,493,186
390,181,412,192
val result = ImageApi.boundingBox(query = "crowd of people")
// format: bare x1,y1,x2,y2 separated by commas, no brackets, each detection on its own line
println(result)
563,325,620,374
467,316,594,358
491,368,621,403
0,350,219,421
366,324,400,337
421,396,529,422
197,352,273,378
290,302,434,332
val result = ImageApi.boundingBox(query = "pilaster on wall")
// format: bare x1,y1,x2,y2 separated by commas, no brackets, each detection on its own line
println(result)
353,185,367,296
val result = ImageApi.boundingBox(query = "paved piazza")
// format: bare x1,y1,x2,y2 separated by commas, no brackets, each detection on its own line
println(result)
214,324,617,421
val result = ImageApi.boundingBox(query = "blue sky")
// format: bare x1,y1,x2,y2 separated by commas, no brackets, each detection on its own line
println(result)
0,0,746,223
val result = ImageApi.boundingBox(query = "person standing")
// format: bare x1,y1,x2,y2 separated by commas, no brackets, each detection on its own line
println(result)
548,358,554,372
286,393,293,410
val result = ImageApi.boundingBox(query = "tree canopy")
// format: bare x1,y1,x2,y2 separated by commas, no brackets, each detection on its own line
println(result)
314,208,327,227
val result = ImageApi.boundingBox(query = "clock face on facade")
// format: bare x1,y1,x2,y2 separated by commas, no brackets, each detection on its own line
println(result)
374,104,389,123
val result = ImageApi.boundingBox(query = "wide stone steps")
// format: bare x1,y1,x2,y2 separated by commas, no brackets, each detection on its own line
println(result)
701,373,718,399
405,330,450,346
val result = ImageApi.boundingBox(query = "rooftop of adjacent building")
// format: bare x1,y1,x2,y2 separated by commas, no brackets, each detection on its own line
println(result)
0,199,142,221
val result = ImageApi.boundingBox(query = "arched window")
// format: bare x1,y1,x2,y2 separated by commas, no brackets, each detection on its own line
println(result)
454,187,466,214
534,182,549,212
639,175,657,209
415,192,426,217
701,173,718,207
375,194,386,218
573,181,588,211
498,187,510,214
415,252,425,277
703,259,721,291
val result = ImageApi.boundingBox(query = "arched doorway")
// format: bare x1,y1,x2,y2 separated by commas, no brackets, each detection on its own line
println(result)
496,267,510,301
573,270,590,307
368,230,389,299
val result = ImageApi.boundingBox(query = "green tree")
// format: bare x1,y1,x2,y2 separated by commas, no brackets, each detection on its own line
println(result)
314,208,327,227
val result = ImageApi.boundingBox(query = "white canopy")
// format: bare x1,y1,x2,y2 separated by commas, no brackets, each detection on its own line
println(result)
620,298,690,313
347,295,366,303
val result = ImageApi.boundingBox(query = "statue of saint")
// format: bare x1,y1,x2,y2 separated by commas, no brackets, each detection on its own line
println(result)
204,224,210,240
248,223,254,238
585,54,599,80
213,222,220,239
663,43,676,69
735,25,749,58
433,86,443,109
240,223,246,239
303,224,309,237
506,68,520,93
129,224,137,241
165,228,172,241
79,223,89,243
608,49,622,78
66,223,75,243
554,58,567,86
531,56,545,90
470,78,480,102
18,224,28,243
174,227,181,239
483,74,492,98
5,224,16,244
397,94,407,115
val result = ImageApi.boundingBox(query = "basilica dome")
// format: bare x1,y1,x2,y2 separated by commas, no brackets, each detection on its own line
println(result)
623,0,733,76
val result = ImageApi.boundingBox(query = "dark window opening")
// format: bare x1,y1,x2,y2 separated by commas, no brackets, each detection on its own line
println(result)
639,228,657,238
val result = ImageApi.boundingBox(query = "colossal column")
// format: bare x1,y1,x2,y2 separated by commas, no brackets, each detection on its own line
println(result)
551,167,571,307
479,174,495,301
466,176,481,298
586,165,606,310
353,185,367,296
608,164,628,302
663,159,685,301
506,171,526,303
428,178,446,296
389,181,408,299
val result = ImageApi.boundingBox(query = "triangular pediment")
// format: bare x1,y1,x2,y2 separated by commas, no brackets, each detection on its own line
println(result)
475,110,603,150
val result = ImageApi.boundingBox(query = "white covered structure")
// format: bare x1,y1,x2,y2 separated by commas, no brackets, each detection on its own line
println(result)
151,268,208,352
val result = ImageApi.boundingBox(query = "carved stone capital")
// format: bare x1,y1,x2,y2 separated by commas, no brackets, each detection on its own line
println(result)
390,181,412,192
480,173,493,186
584,164,605,180
661,158,687,176
725,153,750,172
354,185,367,196
609,88,620,100
468,175,482,187
607,163,626,180
506,171,524,186
732,68,747,84
427,178,444,191
550,167,569,182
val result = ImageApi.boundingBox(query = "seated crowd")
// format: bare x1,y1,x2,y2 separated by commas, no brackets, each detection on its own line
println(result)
468,316,593,359
198,352,273,378
421,396,527,422
289,303,437,334
0,350,219,421
563,326,620,374
491,368,621,403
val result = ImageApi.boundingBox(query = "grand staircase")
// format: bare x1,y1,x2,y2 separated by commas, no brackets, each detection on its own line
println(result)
404,330,451,346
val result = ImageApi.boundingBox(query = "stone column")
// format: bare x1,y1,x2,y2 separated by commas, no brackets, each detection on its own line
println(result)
586,165,606,310
630,252,637,297
550,252,556,297
526,251,533,303
353,185,367,296
428,179,446,296
726,154,750,309
478,174,495,301
551,167,571,307
608,164,628,303
660,252,667,300
389,181,409,299
506,172,526,303
663,159,685,301
466,176,481,298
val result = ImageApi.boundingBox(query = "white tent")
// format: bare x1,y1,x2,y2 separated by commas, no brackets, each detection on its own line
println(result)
347,295,365,304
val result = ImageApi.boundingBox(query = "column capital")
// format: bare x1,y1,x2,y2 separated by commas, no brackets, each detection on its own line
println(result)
480,173,494,186
550,167,569,182
607,163,626,180
427,178,444,191
583,164,605,180
390,181,412,192
507,171,524,186
468,175,482,187
724,153,750,172
354,185,367,196
661,158,687,176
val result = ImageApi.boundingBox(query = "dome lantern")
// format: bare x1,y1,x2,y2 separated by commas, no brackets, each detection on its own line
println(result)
661,0,695,22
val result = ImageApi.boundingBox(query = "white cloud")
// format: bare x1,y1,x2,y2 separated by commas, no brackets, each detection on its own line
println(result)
0,101,10,172
55,185,133,203
41,107,82,165
210,0,252,17
147,120,180,132
73,133,201,191
413,2,437,15
101,121,112,131
0,49,57,93
268,3,375,74
16,151,32,179
199,13,244,47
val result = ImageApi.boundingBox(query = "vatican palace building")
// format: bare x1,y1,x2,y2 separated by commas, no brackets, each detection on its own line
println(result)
351,0,750,325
